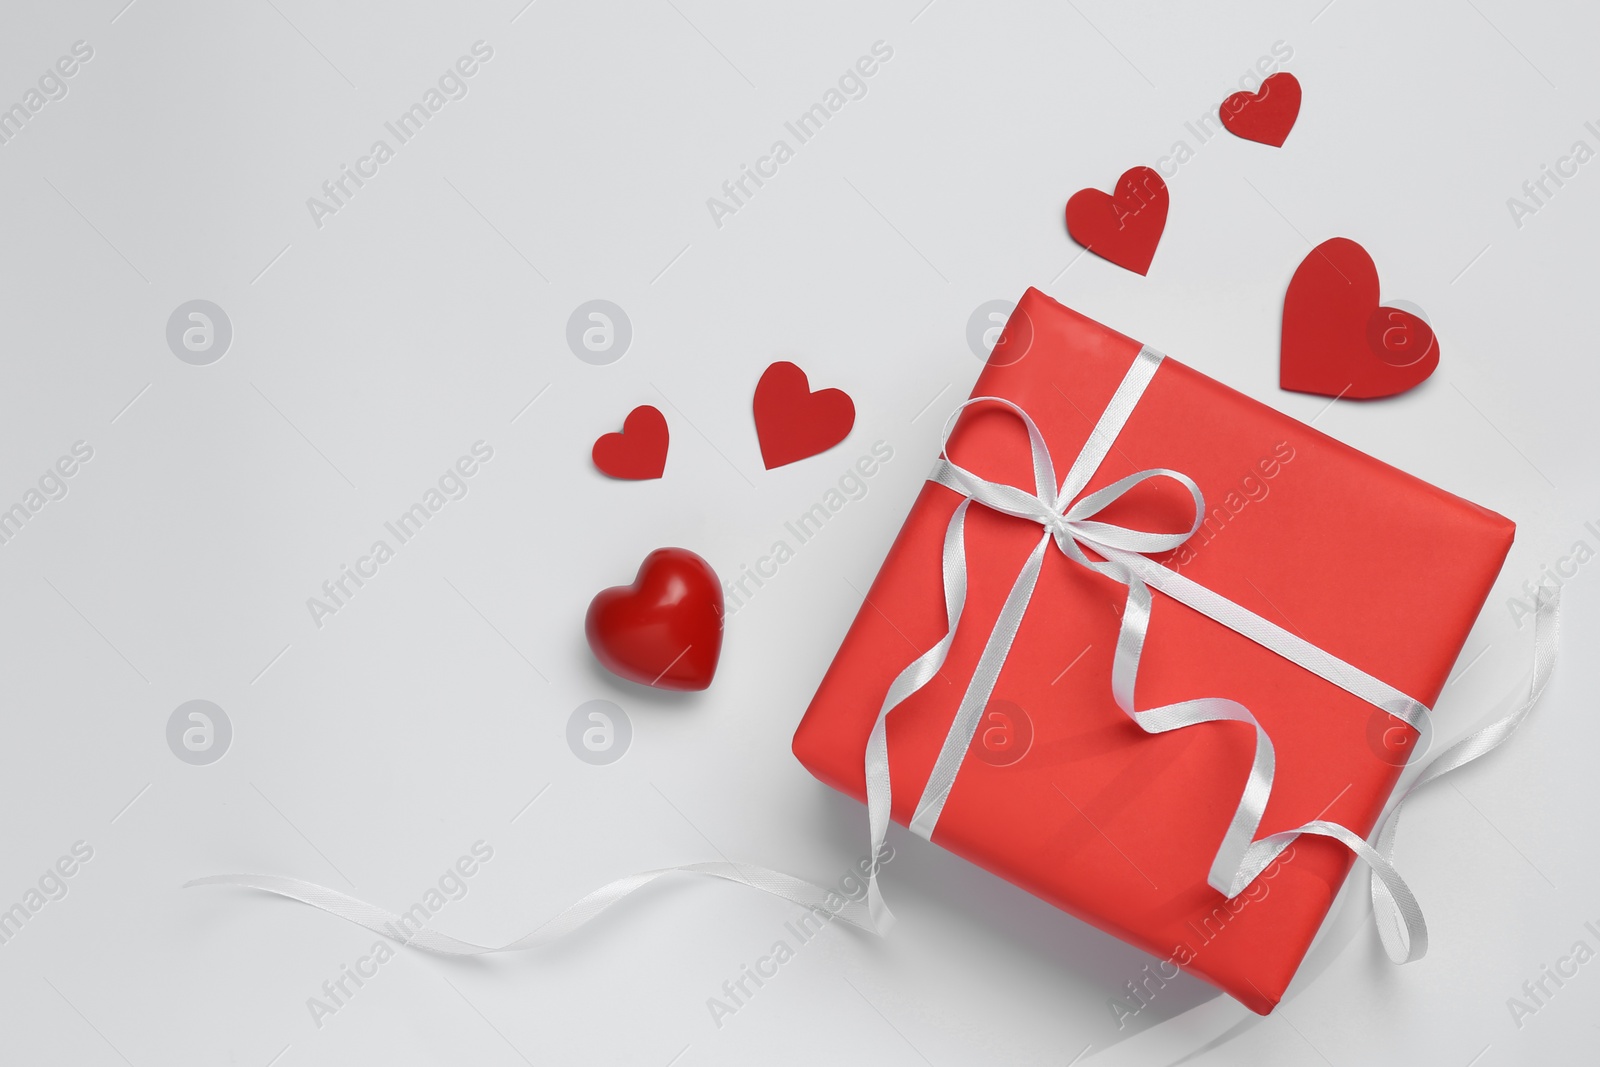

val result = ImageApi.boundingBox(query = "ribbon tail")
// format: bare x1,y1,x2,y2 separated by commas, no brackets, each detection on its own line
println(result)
1106,554,1562,963
1098,564,1280,897
1363,586,1562,963
186,860,880,954
863,499,974,930
909,532,1052,837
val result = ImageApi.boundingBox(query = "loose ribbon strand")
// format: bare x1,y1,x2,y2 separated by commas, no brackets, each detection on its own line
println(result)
1365,586,1560,962
185,860,876,955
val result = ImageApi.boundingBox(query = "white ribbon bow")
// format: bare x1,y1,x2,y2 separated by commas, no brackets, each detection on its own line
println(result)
862,346,1558,965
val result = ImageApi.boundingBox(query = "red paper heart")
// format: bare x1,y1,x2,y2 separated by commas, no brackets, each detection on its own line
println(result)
1281,238,1439,399
585,548,723,691
1220,73,1302,147
592,405,668,480
752,361,855,469
1064,166,1169,275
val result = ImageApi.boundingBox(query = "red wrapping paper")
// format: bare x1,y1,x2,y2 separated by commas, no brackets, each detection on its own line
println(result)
792,288,1513,1013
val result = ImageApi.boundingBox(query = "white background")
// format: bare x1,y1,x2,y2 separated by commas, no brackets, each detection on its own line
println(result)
0,1,1595,1064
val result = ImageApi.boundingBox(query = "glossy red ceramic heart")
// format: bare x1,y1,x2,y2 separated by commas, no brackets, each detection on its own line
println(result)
585,548,723,691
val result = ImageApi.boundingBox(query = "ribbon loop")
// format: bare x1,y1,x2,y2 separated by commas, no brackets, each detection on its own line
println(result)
1060,467,1205,554
932,399,1206,574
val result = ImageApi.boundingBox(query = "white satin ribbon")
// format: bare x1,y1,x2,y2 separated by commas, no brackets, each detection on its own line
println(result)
861,344,1559,965
188,346,1561,972
185,859,877,953
1363,588,1560,961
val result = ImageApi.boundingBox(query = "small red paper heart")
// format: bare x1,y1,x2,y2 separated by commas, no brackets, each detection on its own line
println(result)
1281,237,1440,399
1220,72,1302,147
1065,166,1169,275
752,361,855,469
585,547,723,691
592,405,668,480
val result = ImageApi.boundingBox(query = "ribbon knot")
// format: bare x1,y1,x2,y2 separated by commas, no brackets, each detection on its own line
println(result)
933,396,1206,580
1043,510,1081,548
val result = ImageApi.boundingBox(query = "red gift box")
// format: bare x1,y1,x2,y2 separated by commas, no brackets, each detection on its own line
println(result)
791,288,1513,1013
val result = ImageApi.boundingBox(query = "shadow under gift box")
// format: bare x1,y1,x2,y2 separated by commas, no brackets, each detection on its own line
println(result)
791,288,1512,1014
